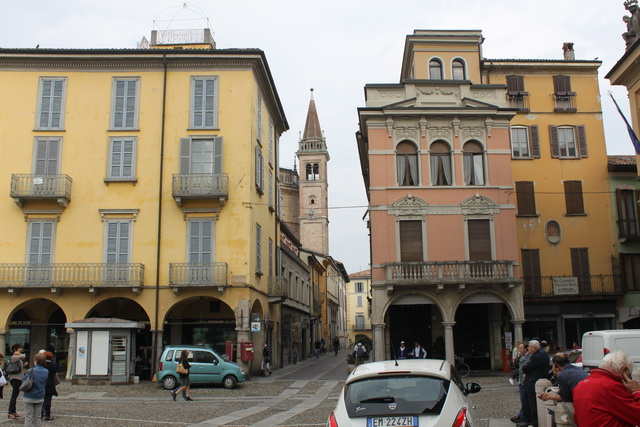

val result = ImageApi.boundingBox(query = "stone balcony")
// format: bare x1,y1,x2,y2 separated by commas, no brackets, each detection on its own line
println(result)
172,173,228,206
11,174,72,208
168,262,228,294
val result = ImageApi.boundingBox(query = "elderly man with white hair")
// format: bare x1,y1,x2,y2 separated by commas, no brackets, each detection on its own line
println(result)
517,340,549,427
573,350,640,427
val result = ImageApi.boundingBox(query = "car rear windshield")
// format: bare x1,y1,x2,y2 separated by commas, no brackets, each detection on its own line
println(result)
344,375,450,418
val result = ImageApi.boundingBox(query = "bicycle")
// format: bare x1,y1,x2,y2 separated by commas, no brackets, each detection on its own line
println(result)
455,355,470,377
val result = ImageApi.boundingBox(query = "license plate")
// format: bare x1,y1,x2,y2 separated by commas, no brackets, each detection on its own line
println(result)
367,416,419,427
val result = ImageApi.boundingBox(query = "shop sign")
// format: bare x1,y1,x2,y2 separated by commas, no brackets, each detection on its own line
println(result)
552,277,579,295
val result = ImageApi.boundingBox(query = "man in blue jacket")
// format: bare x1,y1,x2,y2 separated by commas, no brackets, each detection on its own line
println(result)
518,340,549,427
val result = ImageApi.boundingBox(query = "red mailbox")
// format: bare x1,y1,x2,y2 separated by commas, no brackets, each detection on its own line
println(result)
240,341,254,362
225,341,234,362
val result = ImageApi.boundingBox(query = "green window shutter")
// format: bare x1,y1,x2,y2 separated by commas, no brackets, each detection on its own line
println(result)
35,138,59,175
110,138,135,178
106,221,129,264
180,138,191,174
213,137,223,174
29,221,53,264
549,125,560,158
530,125,540,158
125,80,137,128
114,80,125,128
193,79,204,128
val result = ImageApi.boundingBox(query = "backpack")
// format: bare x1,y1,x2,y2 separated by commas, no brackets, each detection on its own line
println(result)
5,360,21,374
356,344,365,358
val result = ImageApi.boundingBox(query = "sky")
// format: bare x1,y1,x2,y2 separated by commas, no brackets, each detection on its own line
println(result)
1,0,635,275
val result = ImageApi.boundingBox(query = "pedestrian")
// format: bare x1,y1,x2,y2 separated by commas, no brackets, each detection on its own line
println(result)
518,340,549,427
170,350,194,401
353,341,366,366
410,341,427,359
314,341,321,359
22,352,48,427
7,343,28,420
573,350,640,427
333,337,340,356
0,352,6,400
510,343,530,424
397,341,410,359
41,351,59,421
320,338,326,356
261,343,272,376
538,353,588,425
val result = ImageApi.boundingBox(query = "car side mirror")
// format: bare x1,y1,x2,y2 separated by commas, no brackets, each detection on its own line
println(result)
213,358,219,365
465,382,481,394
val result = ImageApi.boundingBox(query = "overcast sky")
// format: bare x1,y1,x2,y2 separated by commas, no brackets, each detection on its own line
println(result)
1,0,635,274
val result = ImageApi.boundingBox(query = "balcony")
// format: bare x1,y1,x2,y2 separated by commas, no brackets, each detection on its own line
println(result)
268,276,289,303
169,262,228,294
351,323,369,331
617,219,640,240
385,260,519,294
554,93,577,112
524,275,623,299
0,263,144,294
172,173,228,206
507,93,529,112
11,174,72,208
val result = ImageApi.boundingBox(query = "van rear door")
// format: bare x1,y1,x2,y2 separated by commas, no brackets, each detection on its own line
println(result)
581,333,604,368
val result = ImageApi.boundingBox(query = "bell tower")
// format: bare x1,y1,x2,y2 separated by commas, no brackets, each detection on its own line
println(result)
297,89,330,255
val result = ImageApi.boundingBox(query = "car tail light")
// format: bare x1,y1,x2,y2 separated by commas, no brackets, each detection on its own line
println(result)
452,407,467,427
327,412,338,427
604,348,610,356
159,362,163,371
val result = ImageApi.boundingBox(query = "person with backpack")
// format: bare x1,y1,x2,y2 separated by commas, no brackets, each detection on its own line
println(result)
353,341,366,366
6,343,28,419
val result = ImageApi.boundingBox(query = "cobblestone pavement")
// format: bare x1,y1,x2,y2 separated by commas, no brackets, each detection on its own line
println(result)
0,353,521,426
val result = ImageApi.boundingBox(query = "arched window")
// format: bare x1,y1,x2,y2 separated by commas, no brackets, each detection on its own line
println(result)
313,163,320,179
452,59,465,80
463,141,485,185
429,59,443,80
429,141,452,186
306,163,313,180
396,141,419,186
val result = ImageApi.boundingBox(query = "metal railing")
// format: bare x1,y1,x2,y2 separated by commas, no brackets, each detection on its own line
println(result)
617,219,640,239
386,260,517,283
10,174,72,200
523,275,623,297
508,94,529,111
0,263,144,287
554,94,576,112
268,276,289,298
168,262,228,287
172,173,228,199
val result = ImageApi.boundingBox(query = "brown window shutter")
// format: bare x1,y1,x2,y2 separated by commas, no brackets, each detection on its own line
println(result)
549,125,560,158
516,181,536,216
635,189,640,224
553,75,571,94
571,247,591,293
564,181,584,214
507,75,524,93
521,249,541,294
616,189,624,232
530,125,540,158
577,125,588,158
468,219,491,260
400,220,423,262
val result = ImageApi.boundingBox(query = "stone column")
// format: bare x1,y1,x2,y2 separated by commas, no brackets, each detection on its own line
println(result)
511,319,524,345
151,329,163,376
65,328,75,379
491,321,502,370
442,321,455,365
373,323,386,362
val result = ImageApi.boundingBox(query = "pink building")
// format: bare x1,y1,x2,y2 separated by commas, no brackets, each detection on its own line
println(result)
356,30,524,369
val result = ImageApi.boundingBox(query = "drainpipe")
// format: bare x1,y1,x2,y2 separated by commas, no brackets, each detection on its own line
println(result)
151,53,168,375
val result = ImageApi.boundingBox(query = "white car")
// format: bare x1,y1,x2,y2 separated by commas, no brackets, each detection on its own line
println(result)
328,359,481,427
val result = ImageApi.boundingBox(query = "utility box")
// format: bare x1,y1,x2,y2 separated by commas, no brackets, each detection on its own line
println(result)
240,341,254,362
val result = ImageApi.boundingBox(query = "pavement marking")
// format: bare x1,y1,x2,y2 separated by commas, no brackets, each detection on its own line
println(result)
57,414,190,425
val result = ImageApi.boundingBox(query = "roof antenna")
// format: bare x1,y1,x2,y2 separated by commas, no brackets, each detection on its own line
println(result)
392,339,398,367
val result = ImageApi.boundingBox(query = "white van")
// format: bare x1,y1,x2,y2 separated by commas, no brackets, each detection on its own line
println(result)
581,330,640,373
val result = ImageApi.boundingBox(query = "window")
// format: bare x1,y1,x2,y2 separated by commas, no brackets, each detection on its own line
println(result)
452,59,465,80
306,163,319,180
188,220,213,263
553,75,576,111
621,254,640,291
510,126,540,159
463,141,484,185
468,219,491,260
105,221,131,264
355,282,364,293
108,137,136,179
36,78,66,130
190,77,218,129
521,249,541,295
570,248,590,293
515,181,537,216
180,137,223,174
355,314,365,330
269,238,273,276
429,59,443,79
269,121,274,165
396,141,419,186
564,180,585,215
27,220,55,282
357,295,363,307
549,125,587,159
616,189,640,238
399,220,423,261
34,138,60,175
111,78,139,129
256,223,262,273
255,147,264,193
430,141,452,186
506,76,529,110
257,90,262,142
268,171,274,209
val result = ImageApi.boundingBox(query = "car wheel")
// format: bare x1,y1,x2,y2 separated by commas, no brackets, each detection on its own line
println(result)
222,375,237,389
162,375,177,390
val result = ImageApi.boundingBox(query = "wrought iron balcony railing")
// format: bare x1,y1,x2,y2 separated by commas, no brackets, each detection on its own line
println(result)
10,174,72,208
523,275,623,298
168,262,228,293
172,173,228,206
554,93,577,112
508,93,529,111
268,276,289,298
0,263,144,290
617,219,640,239
386,260,518,284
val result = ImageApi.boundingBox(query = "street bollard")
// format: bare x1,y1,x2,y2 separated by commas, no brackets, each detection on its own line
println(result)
535,378,554,427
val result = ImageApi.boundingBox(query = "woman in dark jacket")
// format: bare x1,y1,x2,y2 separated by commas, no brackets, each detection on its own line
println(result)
41,352,58,421
170,350,193,401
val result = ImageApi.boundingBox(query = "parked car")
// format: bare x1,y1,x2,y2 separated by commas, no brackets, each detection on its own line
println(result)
581,330,640,372
327,359,481,427
157,345,246,390
556,348,582,368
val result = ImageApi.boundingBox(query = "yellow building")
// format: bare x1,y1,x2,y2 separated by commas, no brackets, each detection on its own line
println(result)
0,28,288,378
346,269,372,346
486,43,622,347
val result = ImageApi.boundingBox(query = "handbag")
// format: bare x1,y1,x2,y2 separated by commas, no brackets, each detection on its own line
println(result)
19,368,35,392
176,362,188,375
0,370,7,387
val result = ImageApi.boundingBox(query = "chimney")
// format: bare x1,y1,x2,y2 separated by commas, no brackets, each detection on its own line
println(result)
563,42,575,60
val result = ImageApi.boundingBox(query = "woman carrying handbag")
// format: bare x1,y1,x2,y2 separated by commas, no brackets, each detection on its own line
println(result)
170,350,194,401
21,353,48,427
